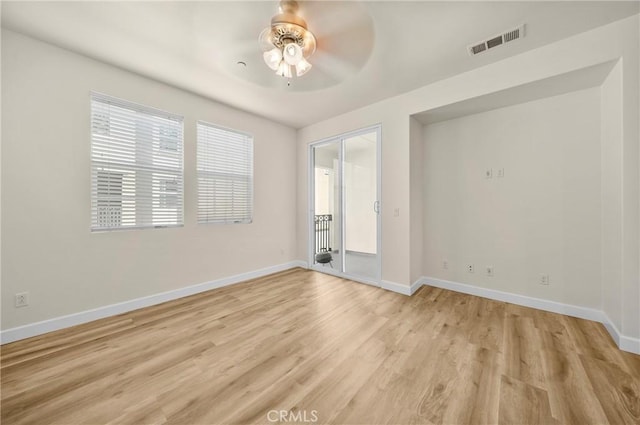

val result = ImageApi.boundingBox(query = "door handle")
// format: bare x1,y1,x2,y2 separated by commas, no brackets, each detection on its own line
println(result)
373,201,380,214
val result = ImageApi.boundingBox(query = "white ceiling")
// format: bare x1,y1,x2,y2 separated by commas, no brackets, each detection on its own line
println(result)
2,1,638,128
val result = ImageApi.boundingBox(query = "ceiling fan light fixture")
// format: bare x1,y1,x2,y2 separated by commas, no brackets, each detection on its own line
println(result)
263,47,282,71
259,0,316,79
276,61,293,79
295,58,312,76
283,42,303,66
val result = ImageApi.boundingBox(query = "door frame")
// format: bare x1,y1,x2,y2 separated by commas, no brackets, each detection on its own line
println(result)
307,124,382,287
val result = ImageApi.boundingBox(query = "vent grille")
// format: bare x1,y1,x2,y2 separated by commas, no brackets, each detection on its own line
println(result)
468,24,525,56
486,36,503,49
471,43,486,54
503,27,521,42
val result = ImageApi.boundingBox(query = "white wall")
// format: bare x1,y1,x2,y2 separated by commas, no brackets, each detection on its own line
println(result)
314,168,332,215
1,30,298,330
422,88,602,308
620,22,640,342
409,117,423,284
600,61,624,334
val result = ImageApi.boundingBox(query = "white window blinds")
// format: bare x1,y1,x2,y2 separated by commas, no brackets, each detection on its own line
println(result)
90,93,184,231
197,121,253,224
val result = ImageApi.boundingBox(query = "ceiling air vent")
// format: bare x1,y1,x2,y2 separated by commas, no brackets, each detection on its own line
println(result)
471,43,486,55
468,24,525,56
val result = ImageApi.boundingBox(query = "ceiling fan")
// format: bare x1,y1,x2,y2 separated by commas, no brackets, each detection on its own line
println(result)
249,0,374,89
258,0,316,79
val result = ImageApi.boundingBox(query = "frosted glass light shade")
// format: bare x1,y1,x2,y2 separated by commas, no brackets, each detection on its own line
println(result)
263,47,283,71
283,43,303,66
295,58,312,76
276,61,292,78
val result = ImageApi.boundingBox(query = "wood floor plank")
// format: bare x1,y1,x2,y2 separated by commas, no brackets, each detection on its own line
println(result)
293,336,393,424
1,268,638,425
498,375,558,425
580,354,640,424
502,314,547,390
541,348,610,424
468,298,505,353
563,316,622,364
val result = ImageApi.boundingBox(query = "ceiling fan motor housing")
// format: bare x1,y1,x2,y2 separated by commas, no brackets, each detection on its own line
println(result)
272,0,307,29
266,0,315,55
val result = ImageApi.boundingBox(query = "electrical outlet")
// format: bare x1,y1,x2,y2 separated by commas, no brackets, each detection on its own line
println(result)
540,274,550,285
497,168,505,178
15,292,29,308
393,208,400,217
486,266,494,277
467,264,475,273
442,259,449,270
485,169,493,179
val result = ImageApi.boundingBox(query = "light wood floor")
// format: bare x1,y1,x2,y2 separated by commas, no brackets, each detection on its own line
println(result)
1,268,639,425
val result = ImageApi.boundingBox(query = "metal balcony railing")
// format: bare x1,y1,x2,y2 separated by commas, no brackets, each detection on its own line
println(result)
314,214,332,254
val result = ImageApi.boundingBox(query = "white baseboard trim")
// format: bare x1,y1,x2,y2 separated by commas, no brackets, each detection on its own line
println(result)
600,312,640,354
291,260,309,269
620,335,640,354
381,280,412,296
410,278,423,295
420,276,602,322
0,261,305,345
420,276,639,355
601,312,621,346
306,264,381,289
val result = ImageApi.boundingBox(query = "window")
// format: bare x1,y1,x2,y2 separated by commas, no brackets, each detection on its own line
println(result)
96,170,123,228
197,121,253,224
90,93,184,231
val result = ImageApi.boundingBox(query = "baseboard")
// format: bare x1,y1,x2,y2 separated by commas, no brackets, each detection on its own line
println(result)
378,277,434,296
291,260,309,269
344,250,376,257
420,276,639,355
601,312,621,346
381,280,412,296
420,276,603,321
410,278,423,295
600,312,640,354
0,261,305,345
620,335,640,354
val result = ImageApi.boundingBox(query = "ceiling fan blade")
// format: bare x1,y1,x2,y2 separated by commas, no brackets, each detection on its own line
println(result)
310,49,359,81
302,1,371,37
299,1,375,81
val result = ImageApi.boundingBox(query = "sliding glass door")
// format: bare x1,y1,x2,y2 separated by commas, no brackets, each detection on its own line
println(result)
310,126,380,284
312,141,343,272
343,132,378,280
